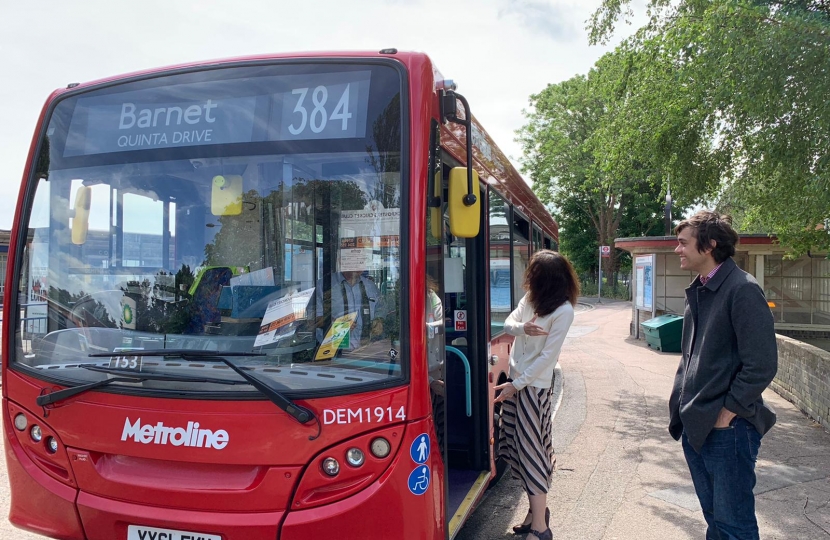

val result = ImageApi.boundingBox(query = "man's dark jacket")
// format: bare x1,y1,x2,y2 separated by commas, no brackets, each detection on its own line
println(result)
668,257,778,452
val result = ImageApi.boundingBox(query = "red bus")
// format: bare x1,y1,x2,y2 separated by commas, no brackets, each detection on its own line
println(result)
2,50,558,540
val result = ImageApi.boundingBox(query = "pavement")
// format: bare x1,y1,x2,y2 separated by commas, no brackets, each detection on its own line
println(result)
458,299,830,540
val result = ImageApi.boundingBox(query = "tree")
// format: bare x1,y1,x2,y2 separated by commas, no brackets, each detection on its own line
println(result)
517,51,692,281
518,72,621,278
588,0,830,254
554,172,685,284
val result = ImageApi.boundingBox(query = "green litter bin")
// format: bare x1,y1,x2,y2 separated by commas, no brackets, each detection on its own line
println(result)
640,314,683,353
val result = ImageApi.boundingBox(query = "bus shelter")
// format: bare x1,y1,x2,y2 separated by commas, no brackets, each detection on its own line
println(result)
615,235,830,342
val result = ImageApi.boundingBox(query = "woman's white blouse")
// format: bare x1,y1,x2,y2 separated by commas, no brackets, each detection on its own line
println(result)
504,295,574,390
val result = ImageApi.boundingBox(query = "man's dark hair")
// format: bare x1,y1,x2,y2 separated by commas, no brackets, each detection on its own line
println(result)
674,210,739,263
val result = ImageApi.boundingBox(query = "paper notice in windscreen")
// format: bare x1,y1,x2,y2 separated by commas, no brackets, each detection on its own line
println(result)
254,288,314,347
314,312,357,360
339,207,400,272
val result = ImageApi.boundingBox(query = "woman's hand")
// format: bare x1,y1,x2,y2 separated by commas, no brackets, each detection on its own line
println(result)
523,316,548,336
494,382,517,403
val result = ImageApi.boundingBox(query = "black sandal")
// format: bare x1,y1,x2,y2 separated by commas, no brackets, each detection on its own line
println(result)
529,528,553,540
512,507,550,534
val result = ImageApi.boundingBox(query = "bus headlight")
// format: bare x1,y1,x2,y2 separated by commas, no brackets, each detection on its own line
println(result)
46,437,59,454
13,414,27,431
292,425,403,510
322,457,340,476
30,425,43,442
370,437,391,458
346,448,365,467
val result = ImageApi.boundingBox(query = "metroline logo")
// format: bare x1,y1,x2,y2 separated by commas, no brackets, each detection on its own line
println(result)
121,418,229,450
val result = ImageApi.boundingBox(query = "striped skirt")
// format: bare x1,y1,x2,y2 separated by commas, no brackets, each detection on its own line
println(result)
499,385,555,495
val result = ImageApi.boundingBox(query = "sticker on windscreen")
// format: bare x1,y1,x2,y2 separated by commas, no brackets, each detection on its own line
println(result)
108,354,143,372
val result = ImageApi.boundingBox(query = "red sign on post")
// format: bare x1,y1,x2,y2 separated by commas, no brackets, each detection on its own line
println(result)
600,245,611,258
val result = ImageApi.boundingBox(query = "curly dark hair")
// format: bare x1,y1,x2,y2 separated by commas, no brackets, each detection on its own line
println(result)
674,210,739,263
523,250,580,317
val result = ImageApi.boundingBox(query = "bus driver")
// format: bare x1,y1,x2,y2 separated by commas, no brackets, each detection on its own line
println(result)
314,270,387,349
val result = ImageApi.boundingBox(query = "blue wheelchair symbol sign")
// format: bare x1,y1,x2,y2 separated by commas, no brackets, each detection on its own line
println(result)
408,465,431,495
410,433,430,464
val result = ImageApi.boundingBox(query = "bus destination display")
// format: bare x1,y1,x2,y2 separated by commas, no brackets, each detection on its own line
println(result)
63,71,372,157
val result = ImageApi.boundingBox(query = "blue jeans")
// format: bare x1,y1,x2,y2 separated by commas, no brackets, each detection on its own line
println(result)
682,418,762,540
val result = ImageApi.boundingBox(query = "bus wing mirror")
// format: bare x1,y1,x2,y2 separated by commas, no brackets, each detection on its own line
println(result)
448,167,480,238
71,186,92,245
211,175,243,216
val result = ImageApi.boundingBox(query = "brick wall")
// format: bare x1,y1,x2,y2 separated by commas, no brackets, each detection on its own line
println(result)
771,334,830,429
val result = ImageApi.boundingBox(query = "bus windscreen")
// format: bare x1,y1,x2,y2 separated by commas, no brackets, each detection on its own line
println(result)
13,62,405,397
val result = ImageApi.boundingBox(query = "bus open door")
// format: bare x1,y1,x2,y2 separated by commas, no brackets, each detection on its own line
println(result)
428,89,500,538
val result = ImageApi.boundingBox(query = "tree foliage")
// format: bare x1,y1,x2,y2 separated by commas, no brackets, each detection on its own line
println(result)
517,52,691,276
587,0,830,254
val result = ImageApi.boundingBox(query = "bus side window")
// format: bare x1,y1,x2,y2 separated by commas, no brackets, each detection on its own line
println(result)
489,189,510,336
511,213,530,310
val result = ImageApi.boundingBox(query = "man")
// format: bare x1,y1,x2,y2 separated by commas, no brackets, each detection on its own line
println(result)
314,270,386,349
669,210,777,540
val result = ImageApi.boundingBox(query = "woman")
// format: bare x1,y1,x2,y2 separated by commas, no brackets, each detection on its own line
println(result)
494,250,578,540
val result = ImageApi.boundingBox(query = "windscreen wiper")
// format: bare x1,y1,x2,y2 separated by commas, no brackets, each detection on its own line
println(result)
88,350,266,357
36,366,241,407
88,350,316,425
81,364,248,386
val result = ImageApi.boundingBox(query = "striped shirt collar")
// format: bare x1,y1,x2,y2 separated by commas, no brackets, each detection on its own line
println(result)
699,262,724,285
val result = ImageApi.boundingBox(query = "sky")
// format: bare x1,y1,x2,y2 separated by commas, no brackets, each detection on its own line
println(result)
0,0,643,230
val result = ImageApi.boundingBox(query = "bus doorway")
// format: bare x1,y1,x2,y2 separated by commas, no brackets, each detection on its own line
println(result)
426,157,490,539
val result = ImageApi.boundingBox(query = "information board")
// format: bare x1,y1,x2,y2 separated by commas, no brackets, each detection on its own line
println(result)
635,254,655,311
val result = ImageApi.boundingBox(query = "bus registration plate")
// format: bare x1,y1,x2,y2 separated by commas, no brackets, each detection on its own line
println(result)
127,525,221,540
